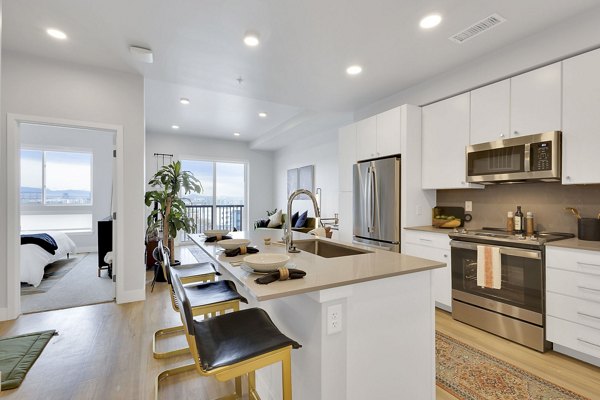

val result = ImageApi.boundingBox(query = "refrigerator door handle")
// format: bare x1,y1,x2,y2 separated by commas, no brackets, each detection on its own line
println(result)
371,165,378,234
366,165,372,233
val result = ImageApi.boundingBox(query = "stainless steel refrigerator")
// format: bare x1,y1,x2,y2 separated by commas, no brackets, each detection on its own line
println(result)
353,157,401,252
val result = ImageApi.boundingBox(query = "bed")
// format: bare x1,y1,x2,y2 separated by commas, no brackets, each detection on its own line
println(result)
21,232,77,287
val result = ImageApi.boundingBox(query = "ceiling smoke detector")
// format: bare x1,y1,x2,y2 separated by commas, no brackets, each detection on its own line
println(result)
449,14,507,44
129,46,154,63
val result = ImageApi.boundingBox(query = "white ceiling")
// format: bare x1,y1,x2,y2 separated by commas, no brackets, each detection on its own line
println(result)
4,0,600,148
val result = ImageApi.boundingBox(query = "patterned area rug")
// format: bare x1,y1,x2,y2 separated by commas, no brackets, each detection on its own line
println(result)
436,331,590,400
20,255,83,295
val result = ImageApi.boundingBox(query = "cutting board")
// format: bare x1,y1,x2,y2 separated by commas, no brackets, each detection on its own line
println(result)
432,206,465,228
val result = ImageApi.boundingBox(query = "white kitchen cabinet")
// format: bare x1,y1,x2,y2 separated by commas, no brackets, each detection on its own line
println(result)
546,246,600,366
356,108,402,161
510,62,562,136
470,80,510,144
422,93,481,189
562,48,600,184
338,191,353,242
356,116,377,161
403,230,452,311
338,123,357,192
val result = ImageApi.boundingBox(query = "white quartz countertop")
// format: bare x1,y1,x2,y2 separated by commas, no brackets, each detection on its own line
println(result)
189,230,444,301
545,237,600,252
404,225,455,234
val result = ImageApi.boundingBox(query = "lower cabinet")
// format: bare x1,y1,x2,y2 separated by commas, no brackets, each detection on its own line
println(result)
546,246,600,365
404,230,452,311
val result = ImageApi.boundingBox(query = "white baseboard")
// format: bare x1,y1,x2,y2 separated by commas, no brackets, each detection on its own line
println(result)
0,307,18,322
116,288,145,304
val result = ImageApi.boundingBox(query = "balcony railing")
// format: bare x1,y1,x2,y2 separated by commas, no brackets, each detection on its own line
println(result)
184,205,244,239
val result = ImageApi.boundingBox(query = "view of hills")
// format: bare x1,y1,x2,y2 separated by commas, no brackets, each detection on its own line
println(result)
20,186,92,204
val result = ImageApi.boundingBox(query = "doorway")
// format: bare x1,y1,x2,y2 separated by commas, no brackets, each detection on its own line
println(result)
6,114,124,317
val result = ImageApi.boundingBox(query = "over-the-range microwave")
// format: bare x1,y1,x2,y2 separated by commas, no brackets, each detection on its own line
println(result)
466,131,561,184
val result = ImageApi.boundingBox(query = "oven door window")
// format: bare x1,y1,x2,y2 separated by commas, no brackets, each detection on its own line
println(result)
468,145,525,177
452,247,542,314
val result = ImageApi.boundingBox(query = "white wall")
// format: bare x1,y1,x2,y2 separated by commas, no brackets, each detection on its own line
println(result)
356,6,600,119
0,0,5,319
1,50,146,314
145,132,274,232
20,124,114,251
273,129,339,219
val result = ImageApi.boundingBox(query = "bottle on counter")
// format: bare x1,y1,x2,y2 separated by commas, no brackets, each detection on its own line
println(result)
526,211,535,236
514,206,524,234
507,211,514,233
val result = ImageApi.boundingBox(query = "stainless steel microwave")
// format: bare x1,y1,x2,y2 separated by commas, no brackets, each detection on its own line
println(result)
466,131,561,184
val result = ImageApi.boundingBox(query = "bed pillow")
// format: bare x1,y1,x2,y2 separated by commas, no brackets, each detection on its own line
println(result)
20,234,58,255
267,209,283,228
295,211,308,228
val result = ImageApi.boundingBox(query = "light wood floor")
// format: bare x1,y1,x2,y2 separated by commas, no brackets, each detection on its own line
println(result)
0,246,599,399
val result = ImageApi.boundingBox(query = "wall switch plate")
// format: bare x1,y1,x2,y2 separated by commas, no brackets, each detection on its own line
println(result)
327,304,343,335
465,201,473,212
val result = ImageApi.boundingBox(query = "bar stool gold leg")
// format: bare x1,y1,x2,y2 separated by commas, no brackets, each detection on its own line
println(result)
152,325,190,359
248,372,259,400
234,376,242,398
282,351,292,400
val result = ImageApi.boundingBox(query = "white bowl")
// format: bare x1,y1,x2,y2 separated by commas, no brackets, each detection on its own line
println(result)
218,239,251,250
243,253,290,272
204,229,230,237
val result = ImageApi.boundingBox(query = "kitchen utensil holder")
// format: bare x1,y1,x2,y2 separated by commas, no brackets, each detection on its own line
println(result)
578,218,600,241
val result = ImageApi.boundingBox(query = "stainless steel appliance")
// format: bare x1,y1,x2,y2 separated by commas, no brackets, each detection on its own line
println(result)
353,157,400,252
466,131,561,184
449,228,573,352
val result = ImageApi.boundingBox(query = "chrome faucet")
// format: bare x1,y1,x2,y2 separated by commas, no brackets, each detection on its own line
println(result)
285,189,321,253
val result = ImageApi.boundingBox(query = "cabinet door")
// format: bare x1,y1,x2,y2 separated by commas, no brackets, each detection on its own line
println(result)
338,123,357,191
562,49,600,184
403,242,451,311
338,191,353,242
470,80,510,144
422,92,473,189
510,62,562,136
356,116,377,161
376,107,401,156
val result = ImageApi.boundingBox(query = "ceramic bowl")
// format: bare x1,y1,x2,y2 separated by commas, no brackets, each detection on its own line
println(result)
217,239,251,250
203,229,230,238
243,253,290,272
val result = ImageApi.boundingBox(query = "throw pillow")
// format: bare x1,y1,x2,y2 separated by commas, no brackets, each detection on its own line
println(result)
295,210,308,228
257,219,269,228
291,211,299,227
267,209,283,228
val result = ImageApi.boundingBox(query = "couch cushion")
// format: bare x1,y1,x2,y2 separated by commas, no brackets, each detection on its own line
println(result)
267,209,283,228
290,211,299,227
295,210,308,228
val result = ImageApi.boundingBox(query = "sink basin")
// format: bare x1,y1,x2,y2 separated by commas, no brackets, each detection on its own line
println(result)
286,239,373,258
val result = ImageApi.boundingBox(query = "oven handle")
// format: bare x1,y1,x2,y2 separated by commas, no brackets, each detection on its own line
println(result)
450,240,541,260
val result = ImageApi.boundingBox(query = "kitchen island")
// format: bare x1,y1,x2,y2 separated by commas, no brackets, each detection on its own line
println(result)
189,230,444,400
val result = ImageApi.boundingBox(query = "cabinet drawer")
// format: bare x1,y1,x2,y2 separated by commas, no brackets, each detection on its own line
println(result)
404,230,450,249
547,292,600,331
547,267,600,302
547,316,600,359
546,247,600,275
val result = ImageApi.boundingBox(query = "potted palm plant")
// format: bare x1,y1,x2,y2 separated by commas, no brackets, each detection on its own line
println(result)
145,161,202,264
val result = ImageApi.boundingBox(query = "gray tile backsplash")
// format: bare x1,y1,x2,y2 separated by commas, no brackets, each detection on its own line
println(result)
437,182,600,234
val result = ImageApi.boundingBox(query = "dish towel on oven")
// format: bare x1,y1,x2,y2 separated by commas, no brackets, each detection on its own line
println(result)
476,245,501,289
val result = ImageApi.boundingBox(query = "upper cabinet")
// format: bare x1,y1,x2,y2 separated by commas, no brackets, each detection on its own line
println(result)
562,48,600,184
470,80,510,144
510,62,562,136
338,123,357,192
422,93,480,189
356,108,402,161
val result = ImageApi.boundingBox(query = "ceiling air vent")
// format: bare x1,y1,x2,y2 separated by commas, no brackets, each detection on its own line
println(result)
449,13,506,44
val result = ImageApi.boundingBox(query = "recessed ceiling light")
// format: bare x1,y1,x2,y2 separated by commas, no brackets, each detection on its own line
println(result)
171,125,180,130
180,98,190,105
46,28,67,40
243,31,260,47
420,14,442,29
258,112,268,118
346,65,363,75
233,132,241,136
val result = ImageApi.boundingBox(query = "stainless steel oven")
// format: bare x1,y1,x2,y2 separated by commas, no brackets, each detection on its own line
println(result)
449,228,573,352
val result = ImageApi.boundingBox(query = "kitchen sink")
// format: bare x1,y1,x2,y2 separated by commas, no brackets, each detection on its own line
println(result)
285,239,373,258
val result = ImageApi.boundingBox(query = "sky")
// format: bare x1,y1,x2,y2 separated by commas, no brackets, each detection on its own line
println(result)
181,160,245,199
21,149,92,191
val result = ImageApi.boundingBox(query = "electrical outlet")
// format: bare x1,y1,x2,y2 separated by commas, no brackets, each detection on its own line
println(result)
465,201,473,212
327,304,343,335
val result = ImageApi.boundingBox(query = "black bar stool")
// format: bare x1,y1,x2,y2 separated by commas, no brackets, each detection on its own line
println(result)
156,274,301,400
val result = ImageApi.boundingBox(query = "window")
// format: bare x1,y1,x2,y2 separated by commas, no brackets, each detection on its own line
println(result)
20,149,93,206
180,160,246,233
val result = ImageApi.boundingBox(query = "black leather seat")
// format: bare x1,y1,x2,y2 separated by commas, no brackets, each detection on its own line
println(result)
170,261,220,283
174,280,247,311
193,308,301,371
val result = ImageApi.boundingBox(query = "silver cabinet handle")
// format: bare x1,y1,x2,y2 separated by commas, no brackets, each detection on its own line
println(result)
500,133,505,137
443,254,448,258
577,312,600,321
514,131,519,135
577,338,600,348
419,238,433,243
577,286,600,293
